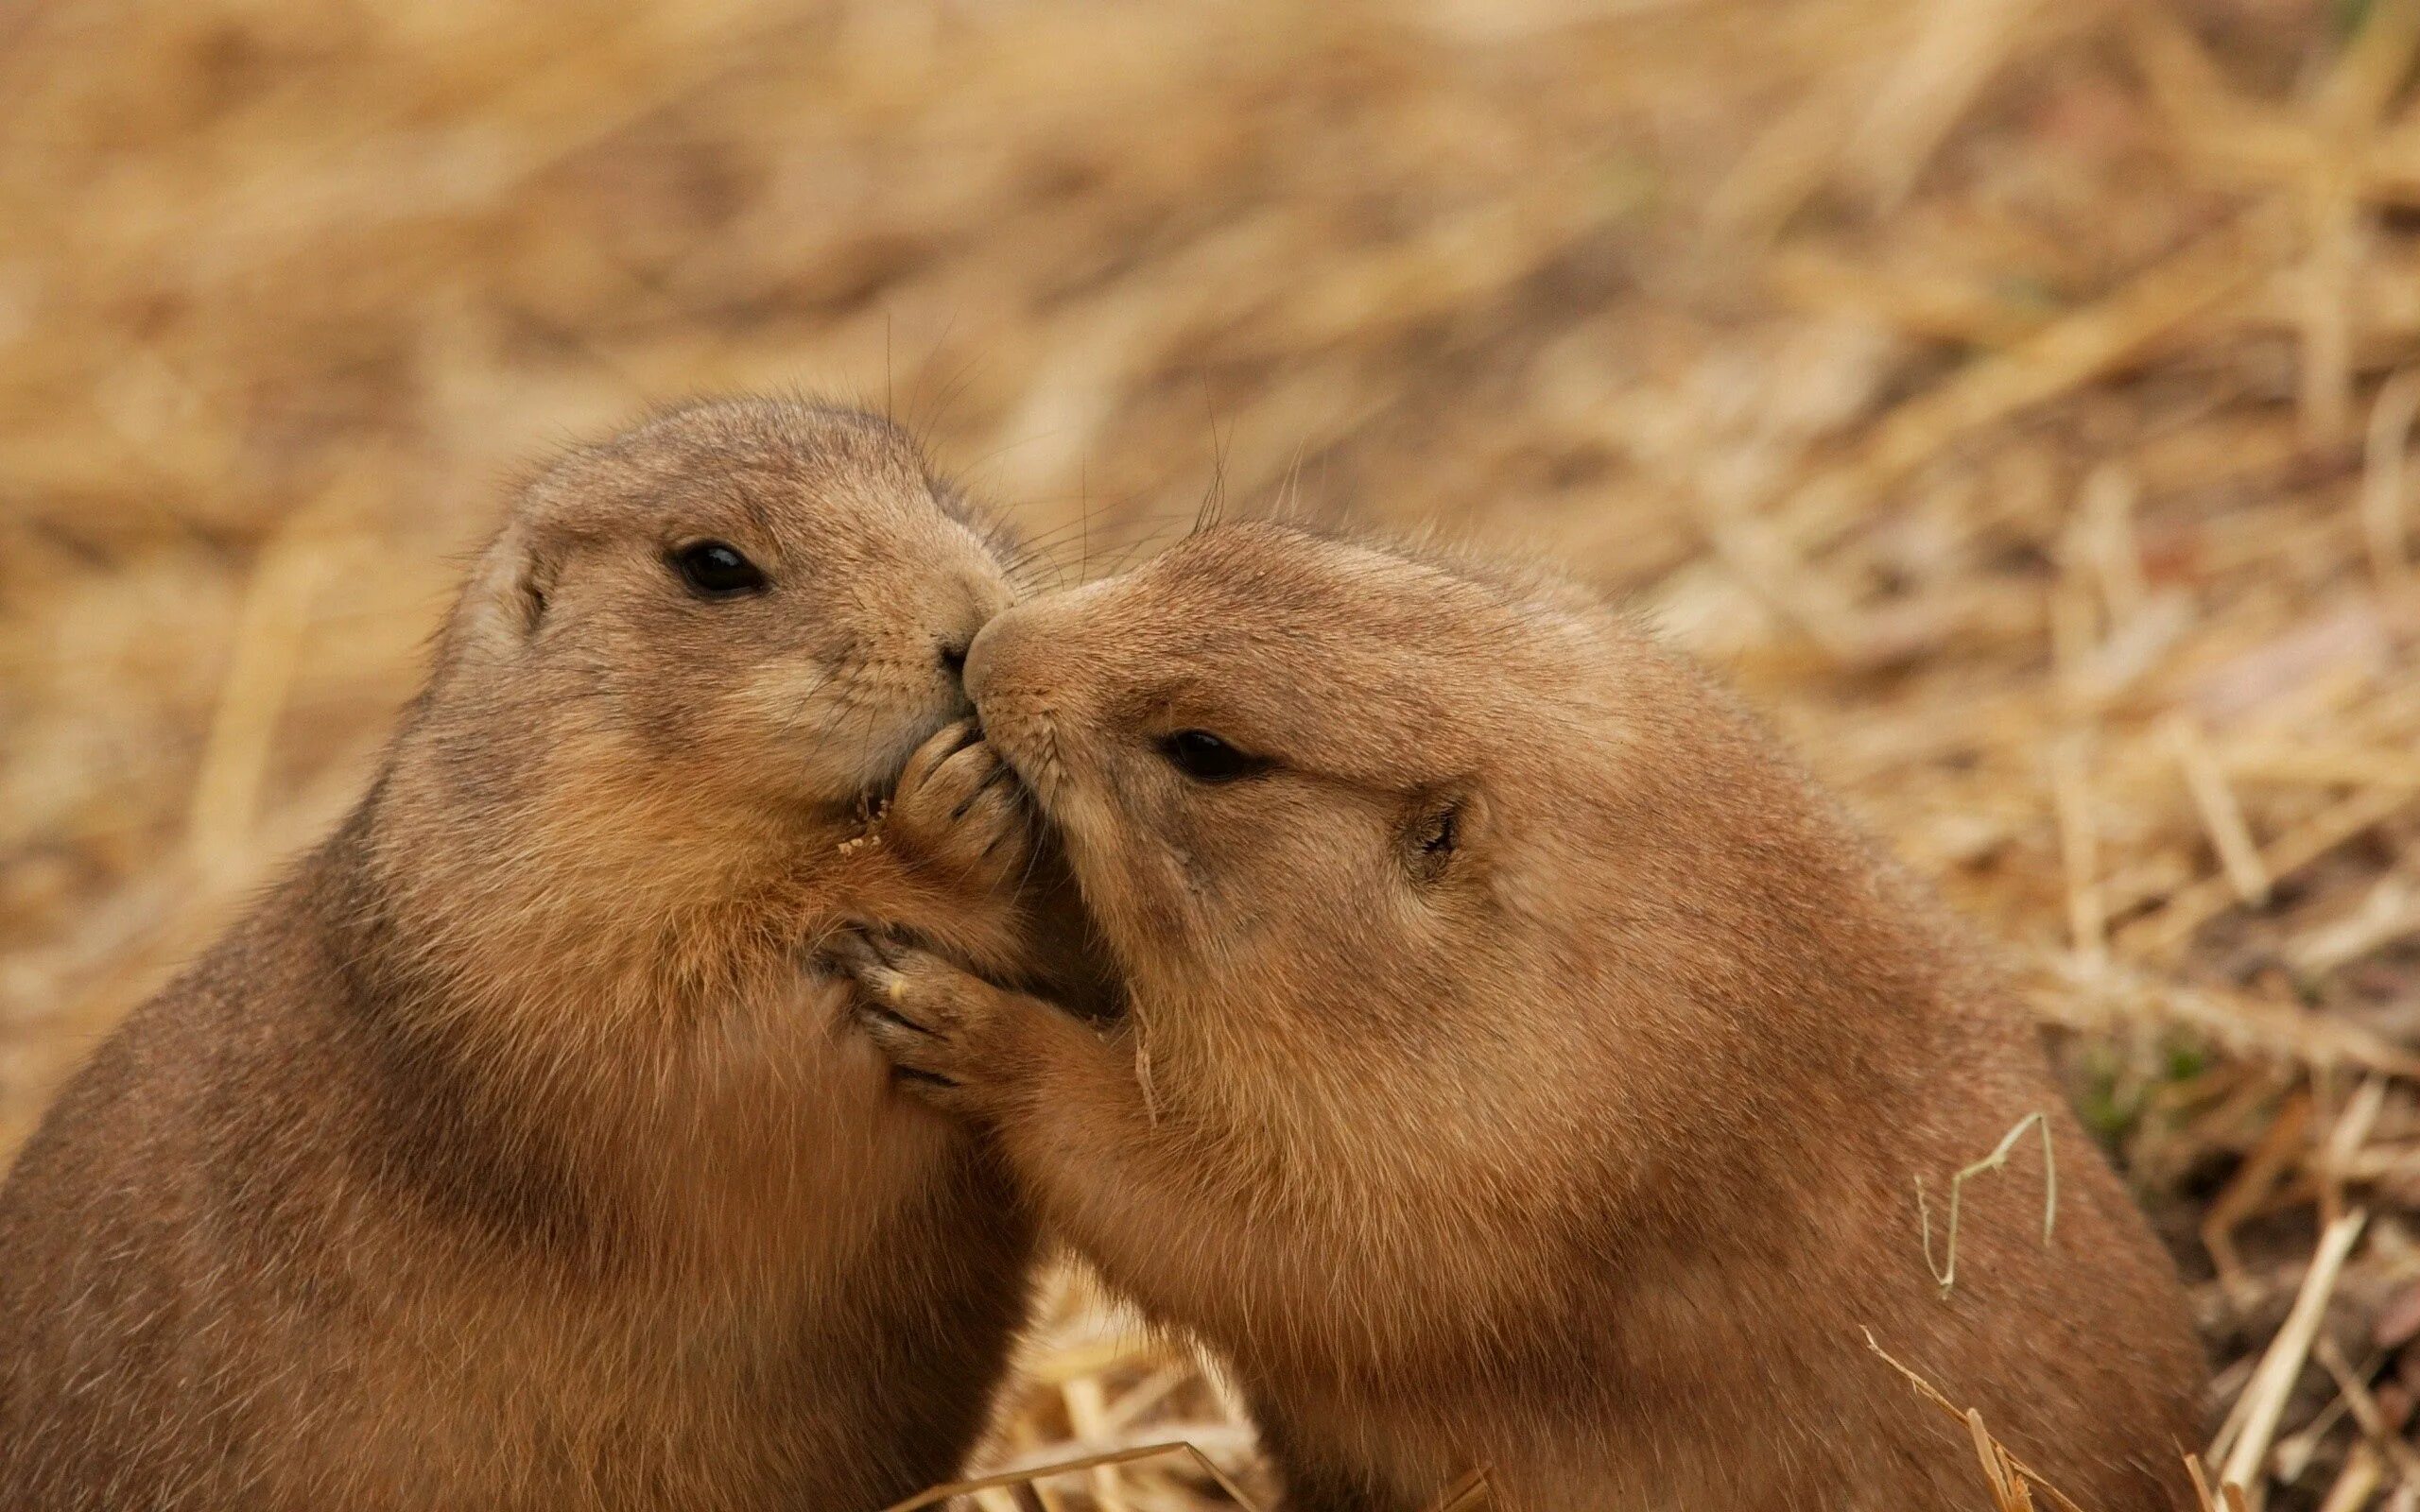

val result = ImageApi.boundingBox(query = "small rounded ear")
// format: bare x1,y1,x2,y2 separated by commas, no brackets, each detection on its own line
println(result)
1400,783,1482,885
460,525,562,652
512,547,560,635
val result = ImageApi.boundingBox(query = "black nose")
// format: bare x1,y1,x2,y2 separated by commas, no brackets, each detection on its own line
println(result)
938,640,970,678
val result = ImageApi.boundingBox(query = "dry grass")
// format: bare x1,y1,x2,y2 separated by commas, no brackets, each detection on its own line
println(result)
9,0,2420,1505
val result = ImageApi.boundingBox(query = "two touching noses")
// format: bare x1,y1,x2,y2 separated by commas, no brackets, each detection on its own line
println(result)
960,608,1021,708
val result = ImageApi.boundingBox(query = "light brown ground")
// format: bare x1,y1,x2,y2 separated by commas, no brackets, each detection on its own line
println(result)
5,2,2420,1506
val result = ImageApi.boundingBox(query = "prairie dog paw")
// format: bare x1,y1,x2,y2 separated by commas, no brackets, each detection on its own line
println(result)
827,931,1011,1115
879,720,1037,901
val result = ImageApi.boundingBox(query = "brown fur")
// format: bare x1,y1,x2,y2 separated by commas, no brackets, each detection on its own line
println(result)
838,523,2205,1511
0,401,1052,1510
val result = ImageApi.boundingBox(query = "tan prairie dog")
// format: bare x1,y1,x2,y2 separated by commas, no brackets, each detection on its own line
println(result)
835,523,2205,1511
0,401,1063,1510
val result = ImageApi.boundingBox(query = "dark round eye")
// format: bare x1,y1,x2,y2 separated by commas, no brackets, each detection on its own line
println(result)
1159,730,1264,782
669,540,767,598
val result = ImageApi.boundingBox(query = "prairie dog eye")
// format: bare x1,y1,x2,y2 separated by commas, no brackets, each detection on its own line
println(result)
669,541,768,598
1159,730,1266,783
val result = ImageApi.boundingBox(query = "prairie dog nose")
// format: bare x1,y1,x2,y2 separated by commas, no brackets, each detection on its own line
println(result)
967,576,1115,711
962,606,1032,707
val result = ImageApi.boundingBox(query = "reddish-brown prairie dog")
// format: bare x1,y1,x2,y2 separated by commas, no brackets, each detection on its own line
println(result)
837,522,2204,1511
0,401,1056,1510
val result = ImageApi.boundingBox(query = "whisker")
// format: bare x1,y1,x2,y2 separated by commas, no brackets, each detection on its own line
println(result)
1191,390,1231,538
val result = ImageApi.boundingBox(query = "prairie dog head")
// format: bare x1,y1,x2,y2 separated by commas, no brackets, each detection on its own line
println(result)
964,524,1678,1048
971,519,1936,1138
395,401,1012,885
968,516,1948,1222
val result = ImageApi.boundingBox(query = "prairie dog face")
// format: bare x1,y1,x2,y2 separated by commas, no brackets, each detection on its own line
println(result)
441,402,1011,822
967,523,1617,1030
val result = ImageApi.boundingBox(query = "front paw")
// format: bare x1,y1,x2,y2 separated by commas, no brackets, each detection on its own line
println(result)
826,931,1011,1117
879,719,1037,902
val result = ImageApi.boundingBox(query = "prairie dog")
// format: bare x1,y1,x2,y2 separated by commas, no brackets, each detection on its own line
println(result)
836,523,2204,1511
0,402,1051,1509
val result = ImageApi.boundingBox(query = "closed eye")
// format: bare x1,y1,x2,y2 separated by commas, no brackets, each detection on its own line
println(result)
1158,730,1269,783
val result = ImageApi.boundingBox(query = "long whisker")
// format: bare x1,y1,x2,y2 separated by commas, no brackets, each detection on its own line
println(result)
1191,391,1231,538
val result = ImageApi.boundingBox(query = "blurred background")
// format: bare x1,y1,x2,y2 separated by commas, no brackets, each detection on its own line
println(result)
7,0,2420,1504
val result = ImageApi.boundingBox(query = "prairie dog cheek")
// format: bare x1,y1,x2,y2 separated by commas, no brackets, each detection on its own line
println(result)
728,658,959,803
